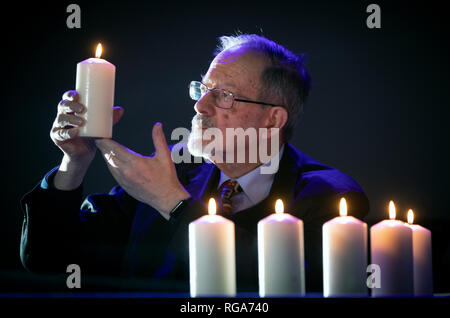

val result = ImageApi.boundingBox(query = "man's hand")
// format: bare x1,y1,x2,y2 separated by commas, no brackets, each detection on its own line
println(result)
95,123,191,220
50,90,124,190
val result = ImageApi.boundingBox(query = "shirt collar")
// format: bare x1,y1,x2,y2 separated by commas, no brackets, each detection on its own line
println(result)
218,144,285,204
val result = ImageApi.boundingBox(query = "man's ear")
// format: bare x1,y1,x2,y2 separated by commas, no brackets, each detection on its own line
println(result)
262,106,288,140
265,106,288,131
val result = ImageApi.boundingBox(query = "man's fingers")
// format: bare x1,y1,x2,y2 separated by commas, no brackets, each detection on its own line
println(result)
62,90,79,102
55,113,85,128
51,127,79,142
113,106,125,125
152,122,171,159
58,100,84,114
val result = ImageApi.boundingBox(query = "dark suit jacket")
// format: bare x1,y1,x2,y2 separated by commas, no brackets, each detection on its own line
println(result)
20,143,369,292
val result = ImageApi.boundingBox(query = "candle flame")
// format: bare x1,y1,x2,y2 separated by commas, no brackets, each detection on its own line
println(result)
208,198,216,216
407,209,414,225
339,197,347,217
95,43,103,58
275,199,284,214
389,200,396,220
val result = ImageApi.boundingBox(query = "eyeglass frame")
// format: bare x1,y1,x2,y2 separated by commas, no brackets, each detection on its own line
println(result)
189,81,282,109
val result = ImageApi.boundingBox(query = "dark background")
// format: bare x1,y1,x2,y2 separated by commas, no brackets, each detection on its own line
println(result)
1,0,449,293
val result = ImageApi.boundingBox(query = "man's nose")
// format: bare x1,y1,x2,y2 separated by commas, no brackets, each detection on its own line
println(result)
194,92,215,115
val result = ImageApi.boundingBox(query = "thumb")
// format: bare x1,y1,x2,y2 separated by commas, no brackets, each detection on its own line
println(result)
152,122,171,159
113,106,125,125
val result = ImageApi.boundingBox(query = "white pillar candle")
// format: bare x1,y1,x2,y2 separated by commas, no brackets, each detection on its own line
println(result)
407,209,433,296
322,198,368,297
76,43,116,138
189,198,236,297
258,199,305,297
370,201,414,297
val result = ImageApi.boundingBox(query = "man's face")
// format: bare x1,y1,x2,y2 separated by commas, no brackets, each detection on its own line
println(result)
188,47,271,162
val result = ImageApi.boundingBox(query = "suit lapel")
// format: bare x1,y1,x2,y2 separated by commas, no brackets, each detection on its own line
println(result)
266,143,302,211
229,143,302,233
184,161,219,201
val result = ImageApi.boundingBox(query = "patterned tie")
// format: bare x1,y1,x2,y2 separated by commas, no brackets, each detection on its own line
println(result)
218,179,242,216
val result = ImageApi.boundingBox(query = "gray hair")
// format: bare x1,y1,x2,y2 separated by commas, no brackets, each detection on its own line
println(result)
214,34,311,141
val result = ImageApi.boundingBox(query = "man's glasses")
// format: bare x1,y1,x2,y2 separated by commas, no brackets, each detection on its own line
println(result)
189,81,280,109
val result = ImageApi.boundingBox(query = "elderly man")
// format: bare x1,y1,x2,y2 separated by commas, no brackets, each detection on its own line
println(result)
20,34,369,293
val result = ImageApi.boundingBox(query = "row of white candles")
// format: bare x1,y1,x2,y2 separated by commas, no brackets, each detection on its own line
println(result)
189,198,433,298
74,45,433,297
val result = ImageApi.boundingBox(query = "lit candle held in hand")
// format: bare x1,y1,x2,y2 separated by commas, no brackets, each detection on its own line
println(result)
257,199,305,297
189,198,236,297
370,201,414,297
322,198,368,297
76,43,116,138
